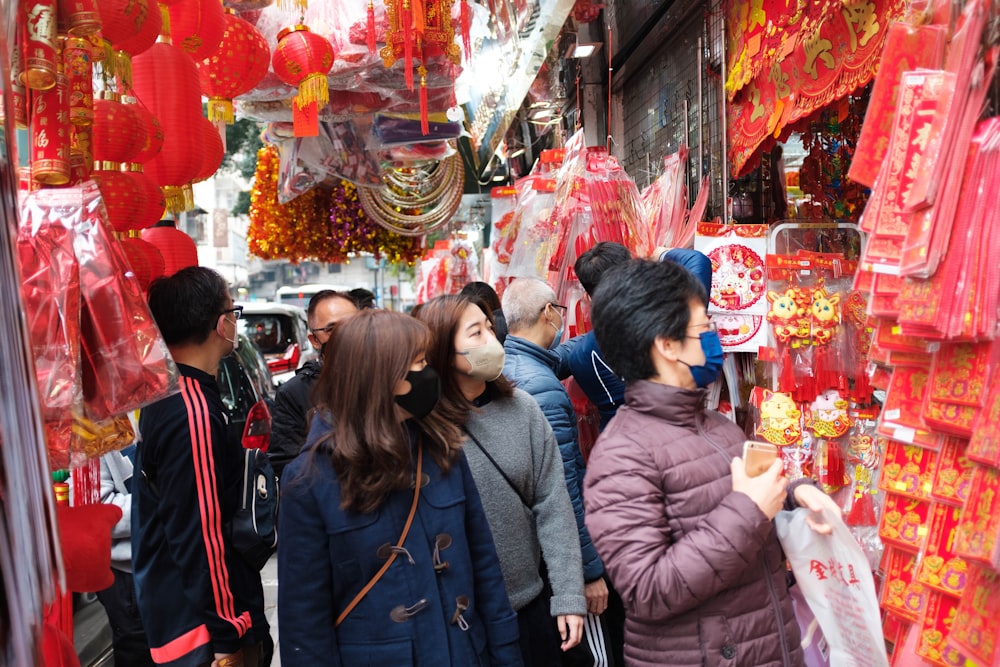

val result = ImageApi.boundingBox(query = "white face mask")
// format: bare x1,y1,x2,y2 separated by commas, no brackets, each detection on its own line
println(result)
457,336,506,382
219,314,239,351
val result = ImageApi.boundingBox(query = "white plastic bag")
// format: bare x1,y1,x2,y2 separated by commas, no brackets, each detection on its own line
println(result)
775,507,889,667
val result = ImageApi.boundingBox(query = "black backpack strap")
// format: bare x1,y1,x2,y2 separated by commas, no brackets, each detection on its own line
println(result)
462,427,531,511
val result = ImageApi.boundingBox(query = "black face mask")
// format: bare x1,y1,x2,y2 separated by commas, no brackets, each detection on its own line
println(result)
394,366,441,419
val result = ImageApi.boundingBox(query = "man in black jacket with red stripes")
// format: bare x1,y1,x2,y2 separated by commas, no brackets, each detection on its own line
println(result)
134,267,271,667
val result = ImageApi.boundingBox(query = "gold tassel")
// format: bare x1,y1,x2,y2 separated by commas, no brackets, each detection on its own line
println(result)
113,50,132,90
276,0,308,12
208,98,235,124
182,184,194,211
160,4,172,40
164,186,185,213
296,73,330,108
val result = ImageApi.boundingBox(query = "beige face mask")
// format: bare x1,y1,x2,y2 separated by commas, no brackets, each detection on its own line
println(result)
457,336,506,382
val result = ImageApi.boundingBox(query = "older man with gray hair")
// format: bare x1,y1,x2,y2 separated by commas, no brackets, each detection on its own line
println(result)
502,277,609,667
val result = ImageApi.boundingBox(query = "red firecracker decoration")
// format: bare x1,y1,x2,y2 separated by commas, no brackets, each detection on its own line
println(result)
11,41,29,129
271,25,334,137
30,71,70,185
196,11,270,124
22,0,59,90
366,0,376,54
132,42,203,211
142,221,199,276
91,97,144,164
57,0,102,36
169,0,226,61
63,37,94,127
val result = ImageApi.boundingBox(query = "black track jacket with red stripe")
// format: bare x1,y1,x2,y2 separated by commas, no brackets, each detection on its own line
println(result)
133,363,268,667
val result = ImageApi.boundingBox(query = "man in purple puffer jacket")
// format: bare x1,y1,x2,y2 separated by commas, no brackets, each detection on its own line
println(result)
583,259,840,667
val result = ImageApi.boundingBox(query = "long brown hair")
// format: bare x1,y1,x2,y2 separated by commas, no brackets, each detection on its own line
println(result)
415,295,514,427
311,310,462,513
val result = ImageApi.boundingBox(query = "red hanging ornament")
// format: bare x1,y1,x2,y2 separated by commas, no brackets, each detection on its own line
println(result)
142,221,199,276
96,0,151,45
380,0,459,102
126,166,166,228
91,96,144,164
11,40,29,129
271,25,334,137
30,70,71,185
129,104,164,164
132,41,203,211
366,0,376,54
114,0,162,60
193,115,224,182
63,37,94,127
169,0,226,61
57,0,102,36
418,66,429,135
460,0,472,59
92,167,144,231
196,11,271,124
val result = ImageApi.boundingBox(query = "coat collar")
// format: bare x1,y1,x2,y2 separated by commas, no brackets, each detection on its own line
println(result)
504,335,558,371
623,380,707,428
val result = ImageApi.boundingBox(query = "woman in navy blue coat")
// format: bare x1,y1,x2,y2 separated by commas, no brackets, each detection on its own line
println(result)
277,310,522,666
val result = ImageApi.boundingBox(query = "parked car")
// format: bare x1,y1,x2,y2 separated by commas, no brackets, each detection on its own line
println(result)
74,333,275,666
238,301,318,385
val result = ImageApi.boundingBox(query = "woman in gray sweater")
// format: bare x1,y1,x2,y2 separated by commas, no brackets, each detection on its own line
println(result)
418,295,586,666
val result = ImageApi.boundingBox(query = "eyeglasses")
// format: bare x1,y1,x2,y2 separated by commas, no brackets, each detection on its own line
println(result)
220,305,243,320
310,322,338,337
548,303,568,315
686,319,717,339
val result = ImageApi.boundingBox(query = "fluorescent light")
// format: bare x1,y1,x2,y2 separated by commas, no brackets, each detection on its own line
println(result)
492,173,507,181
570,42,601,58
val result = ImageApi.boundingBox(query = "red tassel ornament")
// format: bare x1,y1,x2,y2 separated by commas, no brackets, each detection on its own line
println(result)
367,0,377,55
460,0,471,59
846,489,877,526
402,0,414,90
419,67,429,135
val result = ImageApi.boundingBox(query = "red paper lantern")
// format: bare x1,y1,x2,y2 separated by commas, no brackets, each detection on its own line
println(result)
196,11,270,124
127,167,166,228
169,0,226,60
91,98,144,163
120,237,165,290
93,169,143,231
142,222,199,276
193,116,225,182
96,0,151,46
129,104,164,164
115,0,162,58
132,42,203,211
271,25,334,136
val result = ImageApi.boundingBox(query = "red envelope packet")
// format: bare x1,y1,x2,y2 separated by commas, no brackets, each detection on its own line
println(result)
948,564,1000,665
880,492,932,552
849,23,948,187
954,464,1000,571
968,379,1000,467
931,437,974,507
915,503,969,597
880,546,928,622
879,440,938,501
915,591,967,667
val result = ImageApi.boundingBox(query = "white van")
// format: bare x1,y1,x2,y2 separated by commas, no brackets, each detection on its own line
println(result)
275,284,352,310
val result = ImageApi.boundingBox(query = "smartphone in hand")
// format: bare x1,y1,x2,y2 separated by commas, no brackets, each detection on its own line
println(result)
743,440,779,477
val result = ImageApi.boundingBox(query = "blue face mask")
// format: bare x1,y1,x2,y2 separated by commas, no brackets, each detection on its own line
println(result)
679,330,724,388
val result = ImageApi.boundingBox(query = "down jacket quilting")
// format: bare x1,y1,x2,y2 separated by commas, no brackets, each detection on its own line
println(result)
583,380,804,667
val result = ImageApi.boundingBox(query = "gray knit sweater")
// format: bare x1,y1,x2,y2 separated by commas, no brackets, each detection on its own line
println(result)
463,388,586,617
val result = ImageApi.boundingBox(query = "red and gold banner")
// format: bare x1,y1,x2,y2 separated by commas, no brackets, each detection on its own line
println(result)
727,0,907,175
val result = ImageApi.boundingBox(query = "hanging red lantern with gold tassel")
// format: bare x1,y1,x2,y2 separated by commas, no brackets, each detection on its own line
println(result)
380,0,460,135
132,41,203,212
91,95,144,164
196,10,270,124
271,25,333,137
193,115,225,183
142,220,199,276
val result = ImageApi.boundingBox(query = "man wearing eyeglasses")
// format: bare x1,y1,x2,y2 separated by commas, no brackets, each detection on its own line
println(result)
133,267,271,667
268,290,358,480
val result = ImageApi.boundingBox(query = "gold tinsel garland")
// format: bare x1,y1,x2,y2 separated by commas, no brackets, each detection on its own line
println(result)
247,144,425,264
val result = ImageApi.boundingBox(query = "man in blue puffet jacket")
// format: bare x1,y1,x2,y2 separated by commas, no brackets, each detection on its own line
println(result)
133,267,271,667
561,243,713,430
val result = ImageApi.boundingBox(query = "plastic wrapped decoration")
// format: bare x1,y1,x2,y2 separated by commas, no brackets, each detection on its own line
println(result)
641,146,688,247
444,233,479,294
273,120,382,203
74,182,179,419
16,187,84,468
